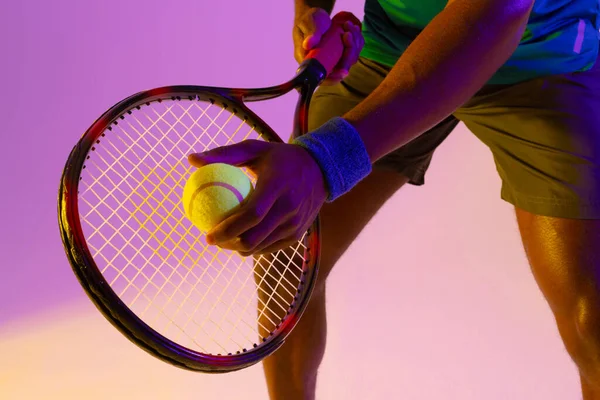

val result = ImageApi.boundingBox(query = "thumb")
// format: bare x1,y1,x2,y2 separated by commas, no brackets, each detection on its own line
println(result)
298,8,331,50
188,139,271,168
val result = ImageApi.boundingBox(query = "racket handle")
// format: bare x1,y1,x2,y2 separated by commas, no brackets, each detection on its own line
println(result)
304,11,362,76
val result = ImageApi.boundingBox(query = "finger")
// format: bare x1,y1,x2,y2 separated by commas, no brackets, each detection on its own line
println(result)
351,22,365,51
247,214,312,256
243,234,303,257
322,25,361,84
335,31,359,75
337,21,363,68
298,9,331,50
206,177,280,245
321,34,352,84
252,228,298,256
211,236,242,251
293,28,307,63
236,198,299,253
343,20,354,32
188,139,270,168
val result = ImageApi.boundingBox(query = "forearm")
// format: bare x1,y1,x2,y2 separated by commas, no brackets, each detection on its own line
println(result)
344,0,534,162
295,0,335,16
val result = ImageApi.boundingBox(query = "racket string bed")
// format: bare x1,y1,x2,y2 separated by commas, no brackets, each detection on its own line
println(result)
78,98,307,356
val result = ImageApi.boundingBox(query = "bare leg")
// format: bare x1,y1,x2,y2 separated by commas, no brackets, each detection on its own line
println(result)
516,208,600,399
262,168,409,400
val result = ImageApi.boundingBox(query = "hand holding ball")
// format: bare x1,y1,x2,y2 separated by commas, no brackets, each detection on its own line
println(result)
182,163,253,232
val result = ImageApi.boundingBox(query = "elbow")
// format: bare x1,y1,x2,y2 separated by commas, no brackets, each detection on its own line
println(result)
502,0,535,46
512,0,535,13
474,0,535,44
449,0,535,31
502,0,535,21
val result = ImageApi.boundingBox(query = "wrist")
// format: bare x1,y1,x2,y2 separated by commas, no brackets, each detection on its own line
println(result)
292,117,372,202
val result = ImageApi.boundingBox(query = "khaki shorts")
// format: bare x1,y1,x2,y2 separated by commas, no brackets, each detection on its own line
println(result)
308,56,600,219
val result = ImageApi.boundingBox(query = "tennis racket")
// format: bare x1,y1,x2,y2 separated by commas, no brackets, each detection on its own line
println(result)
58,12,359,373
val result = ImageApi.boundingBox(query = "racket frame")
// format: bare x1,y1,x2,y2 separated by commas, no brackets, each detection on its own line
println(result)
58,59,326,372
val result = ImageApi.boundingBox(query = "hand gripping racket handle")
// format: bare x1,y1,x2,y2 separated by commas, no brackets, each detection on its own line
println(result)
304,11,362,76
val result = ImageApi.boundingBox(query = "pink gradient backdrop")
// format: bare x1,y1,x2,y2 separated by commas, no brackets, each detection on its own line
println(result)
0,0,581,399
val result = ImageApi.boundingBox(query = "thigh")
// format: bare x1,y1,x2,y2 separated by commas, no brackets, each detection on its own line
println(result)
515,208,600,391
455,56,600,219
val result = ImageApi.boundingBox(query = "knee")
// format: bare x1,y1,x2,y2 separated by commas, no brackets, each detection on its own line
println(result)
574,297,600,348
568,296,600,380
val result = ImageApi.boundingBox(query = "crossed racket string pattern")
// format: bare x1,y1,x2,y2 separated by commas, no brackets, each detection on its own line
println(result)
77,99,307,355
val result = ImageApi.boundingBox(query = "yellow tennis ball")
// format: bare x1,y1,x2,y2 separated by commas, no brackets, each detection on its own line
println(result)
182,163,253,232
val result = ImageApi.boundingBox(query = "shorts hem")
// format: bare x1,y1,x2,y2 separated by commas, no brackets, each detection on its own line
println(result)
373,162,426,186
501,186,600,219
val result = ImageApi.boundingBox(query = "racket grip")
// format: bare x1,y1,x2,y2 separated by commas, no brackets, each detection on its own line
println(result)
304,11,362,76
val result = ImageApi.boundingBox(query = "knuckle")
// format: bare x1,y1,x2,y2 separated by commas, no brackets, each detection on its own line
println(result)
247,206,265,222
288,217,304,231
289,214,303,225
296,21,309,33
238,250,254,258
237,236,255,252
279,195,299,210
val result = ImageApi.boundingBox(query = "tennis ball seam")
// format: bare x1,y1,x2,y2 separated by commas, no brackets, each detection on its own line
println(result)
188,182,244,218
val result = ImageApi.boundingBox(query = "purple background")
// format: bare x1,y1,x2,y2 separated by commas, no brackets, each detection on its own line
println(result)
0,0,581,399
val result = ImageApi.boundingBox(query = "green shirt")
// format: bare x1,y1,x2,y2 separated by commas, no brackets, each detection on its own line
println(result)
361,0,600,84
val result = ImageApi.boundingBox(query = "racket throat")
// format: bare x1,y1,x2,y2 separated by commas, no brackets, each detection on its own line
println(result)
296,59,327,88
290,59,328,137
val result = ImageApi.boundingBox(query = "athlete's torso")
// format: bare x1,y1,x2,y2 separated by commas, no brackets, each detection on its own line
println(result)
361,0,600,84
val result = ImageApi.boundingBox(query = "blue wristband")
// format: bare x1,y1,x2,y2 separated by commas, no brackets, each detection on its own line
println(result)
292,117,372,202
